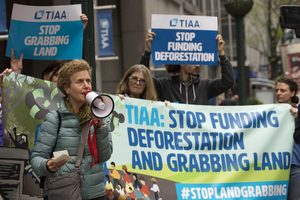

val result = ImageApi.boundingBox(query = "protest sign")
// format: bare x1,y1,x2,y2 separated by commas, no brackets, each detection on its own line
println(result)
151,14,218,66
6,4,83,60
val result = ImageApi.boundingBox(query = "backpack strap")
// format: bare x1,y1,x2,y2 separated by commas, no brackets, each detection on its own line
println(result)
75,122,89,168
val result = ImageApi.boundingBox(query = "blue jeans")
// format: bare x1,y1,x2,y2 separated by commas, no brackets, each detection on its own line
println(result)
288,165,300,200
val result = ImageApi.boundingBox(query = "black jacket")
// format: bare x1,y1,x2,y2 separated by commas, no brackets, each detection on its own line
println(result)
294,104,300,144
139,51,234,105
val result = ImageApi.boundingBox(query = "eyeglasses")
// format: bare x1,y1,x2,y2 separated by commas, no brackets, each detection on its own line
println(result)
129,76,146,86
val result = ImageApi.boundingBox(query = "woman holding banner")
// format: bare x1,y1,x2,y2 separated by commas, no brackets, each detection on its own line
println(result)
274,76,300,200
0,49,23,146
117,64,157,101
139,32,234,105
31,60,112,200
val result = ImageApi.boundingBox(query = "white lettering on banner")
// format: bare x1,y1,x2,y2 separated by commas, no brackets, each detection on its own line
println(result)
33,47,57,56
100,19,110,48
39,25,60,35
101,28,109,48
182,184,287,199
22,21,72,57
24,35,70,46
167,42,202,51
155,51,214,62
176,32,196,41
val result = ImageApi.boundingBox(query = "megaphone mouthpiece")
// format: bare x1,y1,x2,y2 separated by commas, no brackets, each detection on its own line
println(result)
85,91,114,118
93,98,106,109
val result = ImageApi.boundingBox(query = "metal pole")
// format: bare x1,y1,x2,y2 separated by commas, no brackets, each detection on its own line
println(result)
0,34,8,40
224,0,253,105
71,0,96,88
236,17,248,105
93,2,118,91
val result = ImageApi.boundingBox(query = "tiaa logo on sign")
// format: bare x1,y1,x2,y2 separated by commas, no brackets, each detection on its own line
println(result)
34,10,68,20
97,10,114,57
100,18,110,48
169,18,201,28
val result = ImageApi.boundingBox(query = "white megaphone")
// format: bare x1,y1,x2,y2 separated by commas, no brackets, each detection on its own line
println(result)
85,91,114,118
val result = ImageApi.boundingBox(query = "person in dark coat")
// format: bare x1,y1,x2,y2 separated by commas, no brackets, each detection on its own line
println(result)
139,32,234,105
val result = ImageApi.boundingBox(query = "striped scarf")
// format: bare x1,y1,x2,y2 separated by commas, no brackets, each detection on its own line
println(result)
65,100,91,125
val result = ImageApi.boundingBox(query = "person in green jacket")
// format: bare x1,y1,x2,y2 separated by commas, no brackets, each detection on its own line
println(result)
31,59,113,200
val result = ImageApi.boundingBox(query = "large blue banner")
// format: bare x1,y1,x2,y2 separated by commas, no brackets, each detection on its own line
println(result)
6,4,83,60
0,0,7,33
97,10,114,57
151,14,218,66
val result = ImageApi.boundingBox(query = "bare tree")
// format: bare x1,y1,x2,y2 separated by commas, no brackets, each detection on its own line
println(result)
246,0,300,79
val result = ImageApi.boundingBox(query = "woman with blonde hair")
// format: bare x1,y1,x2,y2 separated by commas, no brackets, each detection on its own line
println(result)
31,60,112,200
117,64,157,101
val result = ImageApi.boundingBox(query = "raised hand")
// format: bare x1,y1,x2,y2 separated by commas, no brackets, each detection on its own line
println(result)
216,34,225,56
0,68,13,87
145,31,156,52
10,49,23,74
290,106,298,118
80,14,88,29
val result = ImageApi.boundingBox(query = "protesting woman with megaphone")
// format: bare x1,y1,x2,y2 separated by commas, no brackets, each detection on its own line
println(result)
31,59,113,200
